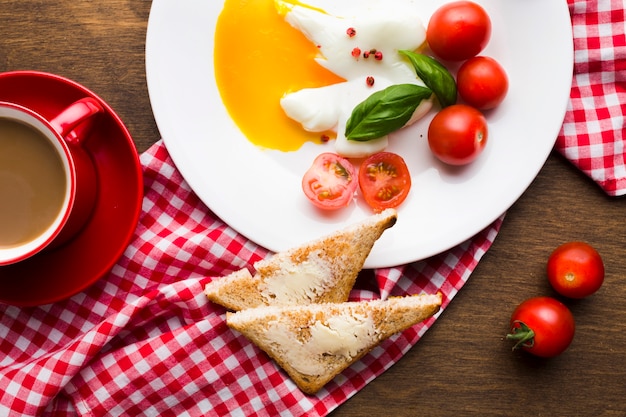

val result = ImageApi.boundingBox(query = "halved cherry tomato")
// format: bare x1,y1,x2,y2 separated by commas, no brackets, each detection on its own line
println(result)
547,241,605,299
426,1,492,62
427,104,488,165
302,153,357,210
506,296,575,358
457,56,509,110
358,152,411,212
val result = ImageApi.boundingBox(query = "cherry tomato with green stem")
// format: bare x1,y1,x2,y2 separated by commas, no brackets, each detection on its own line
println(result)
506,296,575,358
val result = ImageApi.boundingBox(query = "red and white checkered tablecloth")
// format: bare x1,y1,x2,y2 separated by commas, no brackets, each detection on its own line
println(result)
556,0,626,196
0,0,624,416
0,141,504,417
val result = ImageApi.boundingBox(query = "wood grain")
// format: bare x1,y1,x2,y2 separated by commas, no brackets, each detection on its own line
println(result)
0,0,158,152
331,154,626,416
1,2,625,416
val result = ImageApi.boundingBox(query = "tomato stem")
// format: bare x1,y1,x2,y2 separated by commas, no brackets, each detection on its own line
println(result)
506,320,535,351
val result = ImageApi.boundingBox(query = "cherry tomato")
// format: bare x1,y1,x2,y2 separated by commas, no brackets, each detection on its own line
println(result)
547,241,605,299
358,152,411,212
506,296,575,358
457,56,509,110
427,104,488,165
426,1,492,61
302,153,357,210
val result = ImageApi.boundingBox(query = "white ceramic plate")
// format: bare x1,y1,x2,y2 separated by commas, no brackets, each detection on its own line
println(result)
146,0,573,268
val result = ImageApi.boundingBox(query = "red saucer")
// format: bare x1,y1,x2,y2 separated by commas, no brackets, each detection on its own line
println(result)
0,71,143,306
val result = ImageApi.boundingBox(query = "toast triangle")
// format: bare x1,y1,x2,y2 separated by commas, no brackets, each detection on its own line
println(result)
226,293,442,394
205,208,397,311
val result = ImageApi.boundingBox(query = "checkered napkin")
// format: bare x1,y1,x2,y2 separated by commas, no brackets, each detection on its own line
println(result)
1,1,624,416
555,0,626,196
0,140,502,417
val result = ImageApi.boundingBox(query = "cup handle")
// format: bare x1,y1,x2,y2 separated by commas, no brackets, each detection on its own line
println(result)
50,97,103,145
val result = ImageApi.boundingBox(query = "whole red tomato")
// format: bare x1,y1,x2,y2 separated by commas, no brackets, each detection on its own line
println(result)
547,241,605,299
457,56,509,110
427,104,488,165
426,1,492,61
506,296,575,358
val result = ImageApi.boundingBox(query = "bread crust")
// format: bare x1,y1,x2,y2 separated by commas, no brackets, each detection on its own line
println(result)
204,268,266,311
204,209,441,395
226,293,442,395
204,209,398,310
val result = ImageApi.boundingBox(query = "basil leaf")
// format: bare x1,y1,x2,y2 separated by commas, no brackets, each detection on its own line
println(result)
399,50,457,108
345,83,432,141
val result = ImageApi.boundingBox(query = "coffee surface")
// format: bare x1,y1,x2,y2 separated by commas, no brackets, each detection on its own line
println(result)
0,118,67,248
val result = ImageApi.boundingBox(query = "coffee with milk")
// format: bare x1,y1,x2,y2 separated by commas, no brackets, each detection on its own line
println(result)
0,118,67,248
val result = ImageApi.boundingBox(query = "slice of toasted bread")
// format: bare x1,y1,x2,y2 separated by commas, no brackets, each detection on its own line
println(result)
204,208,398,311
226,293,442,395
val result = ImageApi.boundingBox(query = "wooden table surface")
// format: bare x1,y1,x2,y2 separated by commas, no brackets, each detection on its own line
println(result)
1,2,624,416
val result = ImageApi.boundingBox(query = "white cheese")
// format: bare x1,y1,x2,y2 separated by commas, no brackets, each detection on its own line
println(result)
276,0,431,157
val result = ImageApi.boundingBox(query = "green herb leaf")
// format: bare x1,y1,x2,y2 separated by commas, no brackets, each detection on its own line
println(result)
399,50,457,108
345,83,433,141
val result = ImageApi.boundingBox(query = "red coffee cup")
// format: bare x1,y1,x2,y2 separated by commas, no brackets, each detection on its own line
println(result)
0,97,101,265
